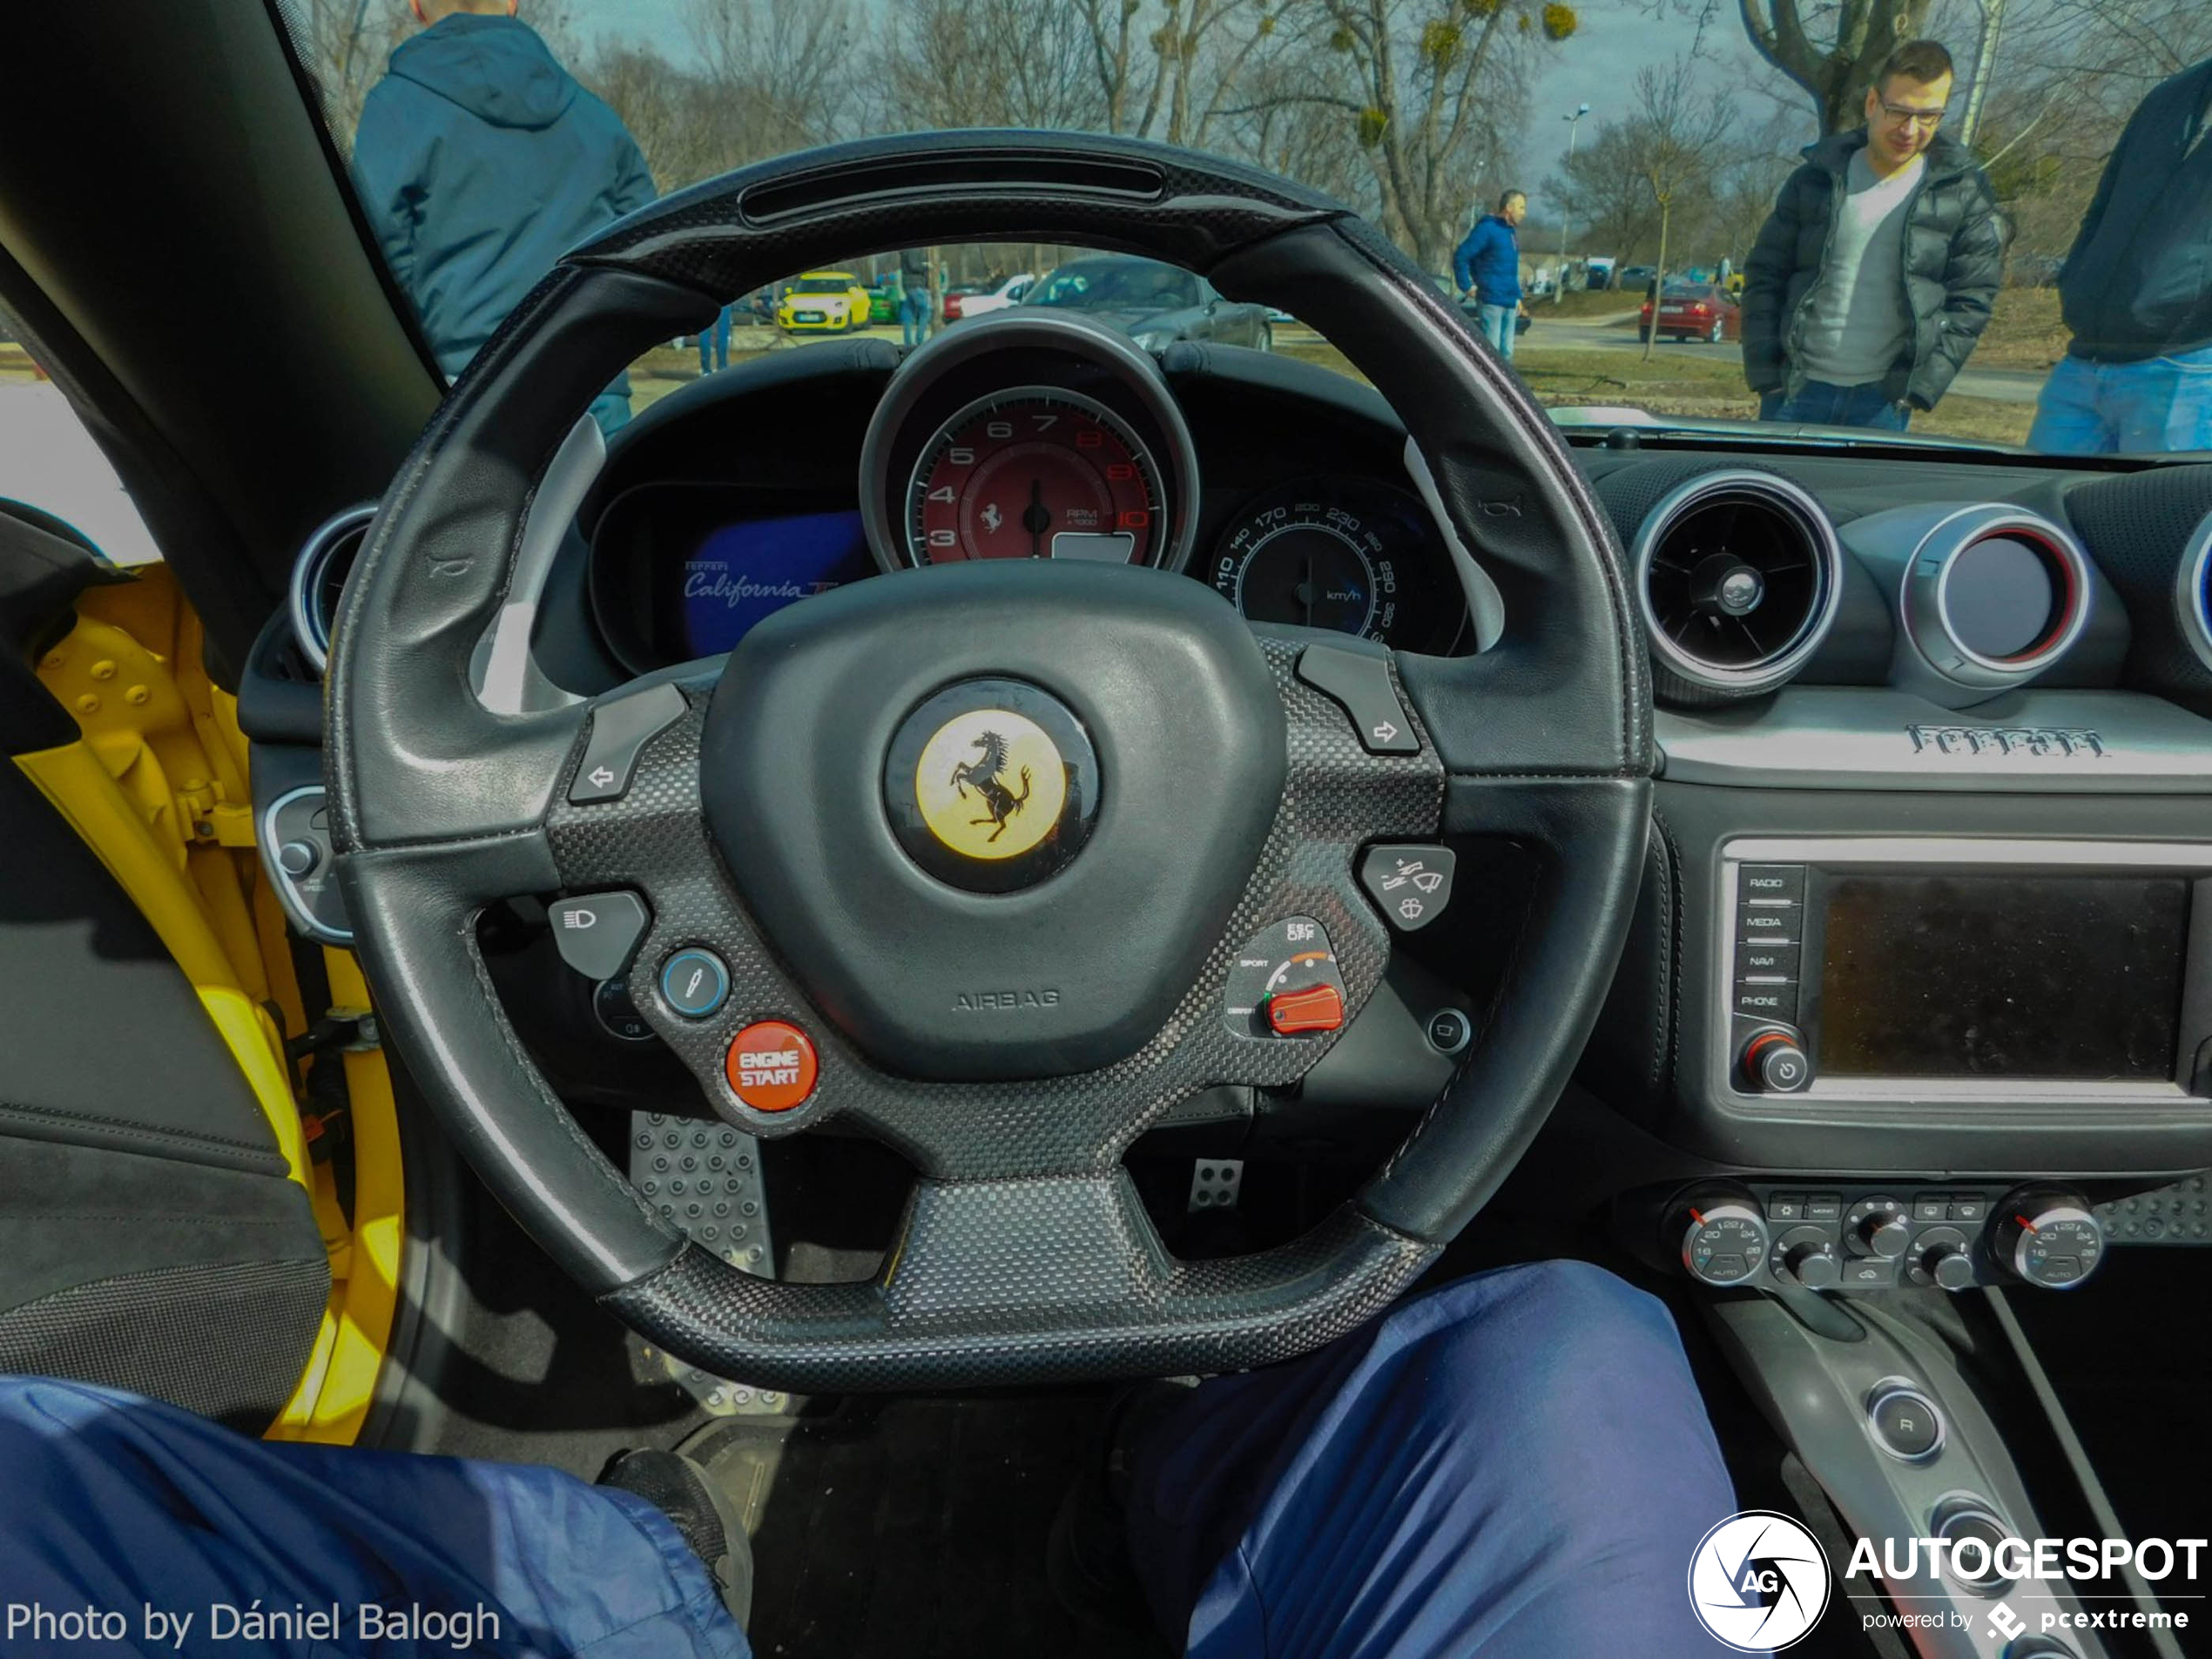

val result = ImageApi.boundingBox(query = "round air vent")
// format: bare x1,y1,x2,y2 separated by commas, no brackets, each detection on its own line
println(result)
1898,507,2090,690
287,503,376,675
1632,470,1843,696
2175,508,2212,675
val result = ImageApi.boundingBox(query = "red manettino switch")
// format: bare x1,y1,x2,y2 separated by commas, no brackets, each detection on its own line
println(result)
1266,984,1345,1035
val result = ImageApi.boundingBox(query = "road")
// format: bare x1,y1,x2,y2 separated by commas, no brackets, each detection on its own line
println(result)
1520,309,2047,406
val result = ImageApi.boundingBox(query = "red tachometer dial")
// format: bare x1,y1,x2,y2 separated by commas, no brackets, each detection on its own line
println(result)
907,389,1164,565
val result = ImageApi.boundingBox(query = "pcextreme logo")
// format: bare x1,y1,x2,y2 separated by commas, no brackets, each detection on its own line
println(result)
1688,1510,1832,1651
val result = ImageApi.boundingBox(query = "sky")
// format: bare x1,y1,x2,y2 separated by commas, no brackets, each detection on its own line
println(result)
574,0,1796,199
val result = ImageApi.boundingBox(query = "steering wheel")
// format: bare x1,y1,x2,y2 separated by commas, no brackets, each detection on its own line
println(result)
327,132,1650,1393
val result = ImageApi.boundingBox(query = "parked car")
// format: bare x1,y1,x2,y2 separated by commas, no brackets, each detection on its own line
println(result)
775,270,872,334
1022,254,1272,349
1640,280,1741,343
865,281,898,324
1617,264,1658,293
952,273,1036,320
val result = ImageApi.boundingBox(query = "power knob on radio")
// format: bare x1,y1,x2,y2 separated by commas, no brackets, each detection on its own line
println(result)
1740,1028,1811,1093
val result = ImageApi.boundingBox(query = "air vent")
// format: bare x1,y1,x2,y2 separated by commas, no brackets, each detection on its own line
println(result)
2175,509,2212,674
1632,471,1843,696
1898,507,2090,690
287,503,376,676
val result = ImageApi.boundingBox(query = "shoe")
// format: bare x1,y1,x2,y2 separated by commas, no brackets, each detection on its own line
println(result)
1046,1379,1197,1637
598,1447,754,1629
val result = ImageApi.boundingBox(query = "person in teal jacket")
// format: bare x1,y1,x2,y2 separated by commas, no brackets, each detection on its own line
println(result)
351,1,658,435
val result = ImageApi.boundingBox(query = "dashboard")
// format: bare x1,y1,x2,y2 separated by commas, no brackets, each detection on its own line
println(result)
253,317,2212,1261
580,314,1474,672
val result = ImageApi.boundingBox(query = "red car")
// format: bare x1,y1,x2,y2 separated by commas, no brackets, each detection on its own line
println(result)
941,285,988,321
1640,282,1740,343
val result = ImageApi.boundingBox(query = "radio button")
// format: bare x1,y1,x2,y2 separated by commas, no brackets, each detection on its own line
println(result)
1737,943,1800,979
1738,865,1805,902
1734,984,1799,1021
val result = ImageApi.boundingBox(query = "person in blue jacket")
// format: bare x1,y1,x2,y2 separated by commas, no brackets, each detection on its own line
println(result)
1454,191,1527,360
2028,56,2212,455
351,0,658,437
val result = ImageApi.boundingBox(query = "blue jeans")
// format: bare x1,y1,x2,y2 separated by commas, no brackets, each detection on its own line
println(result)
1759,379,1909,430
900,292,931,348
697,306,731,376
1478,302,1517,361
2027,346,2212,454
589,390,631,439
0,1264,1742,1657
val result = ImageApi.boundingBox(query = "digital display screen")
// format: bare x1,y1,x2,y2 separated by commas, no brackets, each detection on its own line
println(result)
1816,873,2189,1081
677,510,873,657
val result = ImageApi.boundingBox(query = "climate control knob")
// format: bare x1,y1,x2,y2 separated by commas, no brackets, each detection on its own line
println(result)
1775,1227,1841,1289
1911,1228,1978,1291
1847,1197,1911,1259
1741,1030,1811,1093
1669,1185,1770,1286
1995,1189,2104,1290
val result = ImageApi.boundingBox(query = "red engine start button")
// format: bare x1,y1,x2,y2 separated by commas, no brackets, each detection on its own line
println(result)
725,1020,818,1112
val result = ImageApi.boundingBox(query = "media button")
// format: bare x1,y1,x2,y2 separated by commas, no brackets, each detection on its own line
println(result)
1737,904,1798,940
1738,865,1805,903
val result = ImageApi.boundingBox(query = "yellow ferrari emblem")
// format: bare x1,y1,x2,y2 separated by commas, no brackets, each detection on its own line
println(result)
913,708,1068,860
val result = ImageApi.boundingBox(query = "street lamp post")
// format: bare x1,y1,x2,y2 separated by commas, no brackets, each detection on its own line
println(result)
1556,103,1590,305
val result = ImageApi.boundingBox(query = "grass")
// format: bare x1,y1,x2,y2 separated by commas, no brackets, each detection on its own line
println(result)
1278,337,2035,447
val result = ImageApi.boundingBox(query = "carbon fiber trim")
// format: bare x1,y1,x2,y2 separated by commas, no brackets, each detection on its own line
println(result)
546,636,1444,1181
603,1203,1437,1392
0,1257,328,1430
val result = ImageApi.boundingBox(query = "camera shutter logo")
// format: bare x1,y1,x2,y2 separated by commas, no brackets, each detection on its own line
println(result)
1689,1509,1832,1651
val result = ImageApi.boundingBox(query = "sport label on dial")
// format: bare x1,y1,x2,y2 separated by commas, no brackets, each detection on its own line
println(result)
725,1021,819,1112
1223,916,1347,1038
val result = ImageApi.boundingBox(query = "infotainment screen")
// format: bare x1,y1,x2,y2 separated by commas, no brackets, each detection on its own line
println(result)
1817,873,2189,1081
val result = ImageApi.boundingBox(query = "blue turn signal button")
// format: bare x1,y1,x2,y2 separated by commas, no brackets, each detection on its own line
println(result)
659,948,731,1020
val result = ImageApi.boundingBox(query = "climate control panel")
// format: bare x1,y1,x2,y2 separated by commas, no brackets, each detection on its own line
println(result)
1664,1182,2107,1292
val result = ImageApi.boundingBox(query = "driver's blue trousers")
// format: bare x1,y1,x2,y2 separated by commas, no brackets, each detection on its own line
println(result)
0,1261,1749,1656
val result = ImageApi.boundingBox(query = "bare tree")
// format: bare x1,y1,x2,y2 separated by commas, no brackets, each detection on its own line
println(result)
1266,0,1575,273
871,0,1105,132
1632,57,1731,356
685,0,858,159
1737,0,1937,132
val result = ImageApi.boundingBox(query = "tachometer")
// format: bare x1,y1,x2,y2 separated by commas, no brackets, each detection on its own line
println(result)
907,388,1164,565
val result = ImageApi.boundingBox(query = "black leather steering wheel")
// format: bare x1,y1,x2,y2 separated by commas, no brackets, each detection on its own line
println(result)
327,132,1651,1392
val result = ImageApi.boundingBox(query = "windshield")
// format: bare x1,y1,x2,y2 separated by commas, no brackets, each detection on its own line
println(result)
276,0,2212,459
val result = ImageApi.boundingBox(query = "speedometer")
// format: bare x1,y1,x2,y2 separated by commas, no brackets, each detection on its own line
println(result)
1211,478,1462,651
907,388,1164,565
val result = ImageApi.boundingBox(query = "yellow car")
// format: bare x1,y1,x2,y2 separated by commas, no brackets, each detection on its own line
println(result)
776,269,872,333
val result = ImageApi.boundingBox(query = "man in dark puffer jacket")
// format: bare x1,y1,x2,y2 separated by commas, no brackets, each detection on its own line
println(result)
2028,57,2212,455
1743,39,2004,429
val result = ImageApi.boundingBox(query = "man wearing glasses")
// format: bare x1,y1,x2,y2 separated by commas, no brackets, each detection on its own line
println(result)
2028,56,2212,454
1743,40,2004,429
